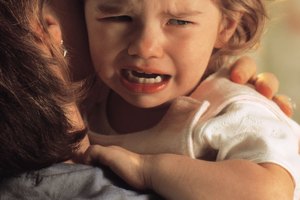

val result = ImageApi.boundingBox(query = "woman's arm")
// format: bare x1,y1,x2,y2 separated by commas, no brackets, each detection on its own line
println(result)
84,145,294,200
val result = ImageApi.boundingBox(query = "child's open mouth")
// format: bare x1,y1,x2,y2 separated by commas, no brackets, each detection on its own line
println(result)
122,69,170,83
121,69,171,93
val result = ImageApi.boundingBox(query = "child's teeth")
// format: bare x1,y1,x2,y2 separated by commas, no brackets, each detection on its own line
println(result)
127,70,163,83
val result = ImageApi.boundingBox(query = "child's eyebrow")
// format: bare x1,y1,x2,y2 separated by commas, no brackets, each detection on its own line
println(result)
166,10,203,18
96,2,129,15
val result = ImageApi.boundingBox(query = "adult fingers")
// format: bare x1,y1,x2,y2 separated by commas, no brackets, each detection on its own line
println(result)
254,72,279,99
272,95,294,117
230,56,257,84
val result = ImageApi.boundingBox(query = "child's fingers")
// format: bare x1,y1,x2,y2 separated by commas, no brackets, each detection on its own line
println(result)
84,145,108,165
83,145,147,189
272,95,294,117
230,56,257,84
84,145,125,166
254,72,279,99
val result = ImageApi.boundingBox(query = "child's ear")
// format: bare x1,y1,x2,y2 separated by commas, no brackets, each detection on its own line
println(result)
43,8,62,45
214,13,242,48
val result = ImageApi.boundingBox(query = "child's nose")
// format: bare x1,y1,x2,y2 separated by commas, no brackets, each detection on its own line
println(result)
127,26,164,59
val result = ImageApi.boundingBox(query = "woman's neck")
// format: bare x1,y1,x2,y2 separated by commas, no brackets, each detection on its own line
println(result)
107,92,169,134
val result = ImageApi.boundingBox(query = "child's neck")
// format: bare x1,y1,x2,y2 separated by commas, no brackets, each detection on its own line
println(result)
107,91,170,134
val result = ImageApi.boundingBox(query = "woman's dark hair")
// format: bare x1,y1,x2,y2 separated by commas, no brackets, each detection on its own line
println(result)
0,0,86,178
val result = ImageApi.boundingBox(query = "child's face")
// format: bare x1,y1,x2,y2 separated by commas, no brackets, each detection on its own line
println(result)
85,0,226,108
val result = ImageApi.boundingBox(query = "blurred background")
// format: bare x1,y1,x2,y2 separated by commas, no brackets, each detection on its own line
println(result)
248,0,300,122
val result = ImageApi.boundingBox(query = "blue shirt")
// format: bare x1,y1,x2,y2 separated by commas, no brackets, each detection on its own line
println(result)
0,163,162,200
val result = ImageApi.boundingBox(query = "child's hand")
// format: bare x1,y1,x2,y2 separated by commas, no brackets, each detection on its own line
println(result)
84,145,149,190
84,145,293,200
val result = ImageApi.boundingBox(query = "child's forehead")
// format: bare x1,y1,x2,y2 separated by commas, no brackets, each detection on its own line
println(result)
90,0,218,14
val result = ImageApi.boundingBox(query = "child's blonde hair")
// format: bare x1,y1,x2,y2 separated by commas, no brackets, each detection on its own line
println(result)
209,0,266,72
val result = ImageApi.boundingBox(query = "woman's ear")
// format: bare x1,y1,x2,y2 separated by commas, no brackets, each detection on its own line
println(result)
214,13,242,48
43,7,62,45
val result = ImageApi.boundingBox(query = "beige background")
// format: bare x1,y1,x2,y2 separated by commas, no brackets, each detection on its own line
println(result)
248,0,300,123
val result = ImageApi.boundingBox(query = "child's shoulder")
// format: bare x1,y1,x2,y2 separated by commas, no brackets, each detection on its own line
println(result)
196,68,286,120
191,68,299,139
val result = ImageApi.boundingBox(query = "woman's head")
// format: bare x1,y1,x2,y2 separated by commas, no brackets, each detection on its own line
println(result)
0,0,86,177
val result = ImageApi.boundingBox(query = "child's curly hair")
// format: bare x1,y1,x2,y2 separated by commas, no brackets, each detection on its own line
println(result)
209,0,267,72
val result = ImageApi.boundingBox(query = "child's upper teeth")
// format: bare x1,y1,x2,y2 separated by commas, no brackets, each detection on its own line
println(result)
127,70,163,83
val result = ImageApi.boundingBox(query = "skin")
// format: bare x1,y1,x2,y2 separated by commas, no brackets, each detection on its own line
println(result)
50,0,293,117
13,3,292,200
84,0,239,133
85,0,224,109
229,56,293,117
47,0,295,199
85,145,294,200
83,0,295,199
49,0,287,159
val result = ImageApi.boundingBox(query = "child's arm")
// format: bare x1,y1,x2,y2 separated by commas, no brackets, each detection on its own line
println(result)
84,145,294,200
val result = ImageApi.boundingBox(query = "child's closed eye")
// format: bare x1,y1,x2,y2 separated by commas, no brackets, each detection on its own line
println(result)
167,19,192,26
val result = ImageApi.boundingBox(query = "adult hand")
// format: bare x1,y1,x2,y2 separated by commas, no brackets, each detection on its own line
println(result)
191,56,294,117
230,56,294,117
